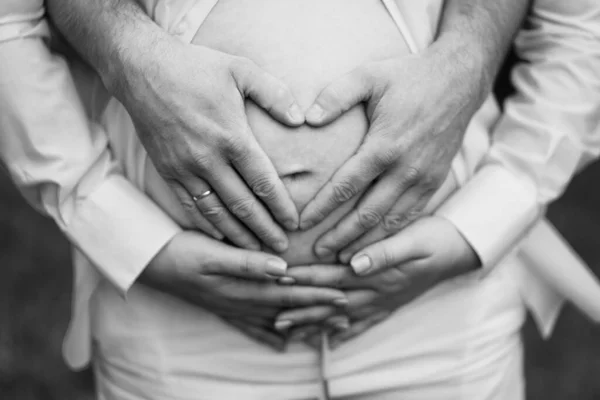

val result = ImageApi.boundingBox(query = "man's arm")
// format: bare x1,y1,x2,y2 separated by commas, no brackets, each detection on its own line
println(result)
435,0,600,269
46,0,304,252
0,0,181,293
300,0,531,258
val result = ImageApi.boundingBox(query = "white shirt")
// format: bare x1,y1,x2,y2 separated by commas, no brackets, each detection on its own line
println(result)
1,0,599,370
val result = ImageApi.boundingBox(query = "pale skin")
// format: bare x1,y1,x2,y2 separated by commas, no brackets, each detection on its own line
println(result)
47,0,528,349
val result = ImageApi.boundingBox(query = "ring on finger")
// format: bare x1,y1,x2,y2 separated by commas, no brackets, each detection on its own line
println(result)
192,189,214,202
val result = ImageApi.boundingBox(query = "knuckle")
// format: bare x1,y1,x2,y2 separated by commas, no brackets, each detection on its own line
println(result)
203,205,227,223
229,198,255,220
370,148,398,172
403,166,422,184
380,269,407,294
231,56,254,76
382,213,406,232
272,85,290,103
404,207,422,223
180,197,199,214
239,256,252,275
333,273,344,289
249,176,278,200
356,207,382,230
280,292,294,308
188,150,215,172
224,137,248,158
332,180,359,203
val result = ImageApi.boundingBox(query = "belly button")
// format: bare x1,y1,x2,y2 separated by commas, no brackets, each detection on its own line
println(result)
282,170,312,182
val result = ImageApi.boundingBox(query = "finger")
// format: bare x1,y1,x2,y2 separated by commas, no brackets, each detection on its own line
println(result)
229,283,348,309
288,324,321,342
305,65,374,126
300,137,395,231
275,290,376,329
226,318,286,352
285,264,357,288
274,305,338,330
229,135,300,232
191,183,260,250
339,192,431,265
206,160,290,252
183,177,265,250
231,57,304,126
169,181,223,240
313,169,408,257
203,242,289,279
346,222,429,276
303,332,323,350
329,311,391,349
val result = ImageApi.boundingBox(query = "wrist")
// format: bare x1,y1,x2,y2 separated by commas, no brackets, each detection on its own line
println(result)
138,232,180,291
95,8,178,101
427,32,491,108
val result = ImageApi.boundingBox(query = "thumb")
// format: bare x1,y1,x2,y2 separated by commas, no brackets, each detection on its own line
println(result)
202,239,289,280
231,57,304,126
349,224,426,276
305,65,375,126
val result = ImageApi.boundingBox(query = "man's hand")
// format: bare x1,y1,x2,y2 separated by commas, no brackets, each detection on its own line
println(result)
276,216,481,348
300,47,485,260
47,0,305,253
139,231,348,349
118,42,304,252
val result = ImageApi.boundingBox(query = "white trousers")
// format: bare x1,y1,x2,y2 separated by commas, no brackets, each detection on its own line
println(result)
90,255,526,400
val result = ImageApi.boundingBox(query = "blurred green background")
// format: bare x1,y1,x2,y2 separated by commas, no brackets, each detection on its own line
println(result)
1,55,600,399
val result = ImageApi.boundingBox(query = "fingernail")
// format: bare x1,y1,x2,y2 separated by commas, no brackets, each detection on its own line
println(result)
335,321,350,331
306,104,324,122
284,218,299,232
275,320,293,331
299,218,316,231
273,239,289,253
289,331,307,341
339,252,352,264
332,298,349,307
278,276,296,285
210,230,225,240
286,103,304,125
315,246,333,259
351,254,372,275
266,258,287,276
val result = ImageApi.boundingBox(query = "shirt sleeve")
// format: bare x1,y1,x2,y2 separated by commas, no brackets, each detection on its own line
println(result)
0,4,182,294
435,0,600,269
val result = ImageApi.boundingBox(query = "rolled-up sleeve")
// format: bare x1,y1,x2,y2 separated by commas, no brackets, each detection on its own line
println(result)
0,2,181,294
436,0,600,269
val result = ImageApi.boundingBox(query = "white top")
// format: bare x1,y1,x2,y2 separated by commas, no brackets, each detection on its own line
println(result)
1,0,600,370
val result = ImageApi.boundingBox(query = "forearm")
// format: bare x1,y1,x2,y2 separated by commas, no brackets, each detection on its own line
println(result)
46,0,170,96
0,14,180,293
434,0,530,101
437,0,600,269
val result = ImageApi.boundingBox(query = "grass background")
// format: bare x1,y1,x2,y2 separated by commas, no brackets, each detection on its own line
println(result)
1,55,600,399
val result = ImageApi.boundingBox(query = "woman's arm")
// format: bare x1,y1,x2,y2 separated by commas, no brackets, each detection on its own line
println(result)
434,0,600,271
46,0,305,252
0,0,180,293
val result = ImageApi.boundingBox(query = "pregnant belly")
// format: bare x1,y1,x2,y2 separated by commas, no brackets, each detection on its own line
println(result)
190,0,411,264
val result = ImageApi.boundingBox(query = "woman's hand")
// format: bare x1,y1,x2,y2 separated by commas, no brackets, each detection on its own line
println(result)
139,231,349,350
300,47,487,259
276,216,481,348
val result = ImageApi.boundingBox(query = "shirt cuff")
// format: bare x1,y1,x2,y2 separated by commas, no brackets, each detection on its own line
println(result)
65,175,182,295
0,11,48,43
435,164,541,271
